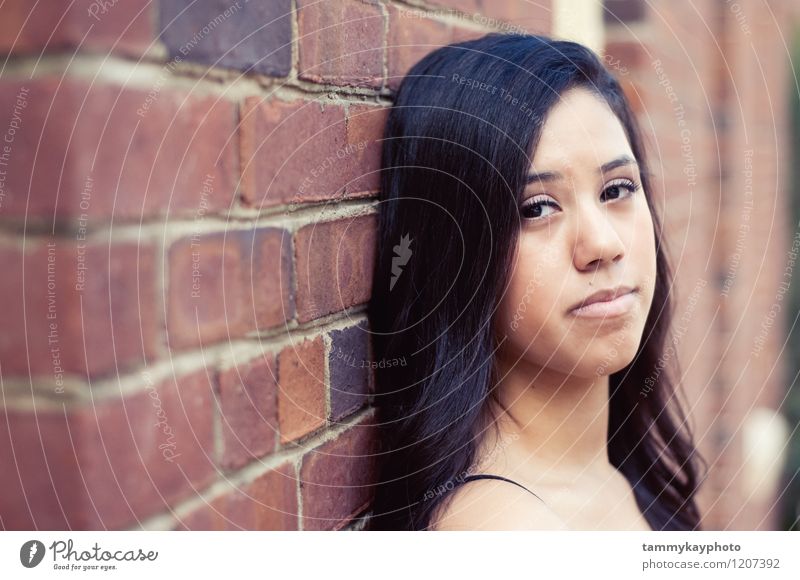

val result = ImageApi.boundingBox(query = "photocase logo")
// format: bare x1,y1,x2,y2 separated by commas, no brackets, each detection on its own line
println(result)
390,233,413,291
20,540,46,568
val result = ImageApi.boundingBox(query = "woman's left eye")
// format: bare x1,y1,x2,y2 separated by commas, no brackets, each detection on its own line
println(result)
602,178,641,201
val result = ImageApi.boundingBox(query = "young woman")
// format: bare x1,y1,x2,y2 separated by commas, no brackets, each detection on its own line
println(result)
366,32,707,531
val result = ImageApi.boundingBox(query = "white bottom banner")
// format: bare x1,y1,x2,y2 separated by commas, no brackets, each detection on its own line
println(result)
1,531,798,579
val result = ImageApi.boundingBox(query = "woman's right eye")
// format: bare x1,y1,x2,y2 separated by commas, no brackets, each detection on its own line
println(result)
521,196,560,221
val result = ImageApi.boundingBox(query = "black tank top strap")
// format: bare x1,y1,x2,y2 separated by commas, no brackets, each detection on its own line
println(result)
458,474,546,504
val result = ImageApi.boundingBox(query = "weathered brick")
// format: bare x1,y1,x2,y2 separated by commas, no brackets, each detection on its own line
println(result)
300,418,378,530
604,40,647,72
426,0,482,13
218,353,278,470
159,0,292,76
166,228,292,350
240,97,348,207
86,370,217,528
0,237,159,380
0,0,153,57
344,104,389,196
427,0,552,34
328,321,371,422
246,227,295,330
277,336,326,444
294,214,377,323
450,26,490,43
0,77,238,221
240,100,386,205
475,0,552,33
167,231,243,349
0,370,216,530
387,4,454,92
176,462,299,530
297,0,384,88
603,0,647,24
0,407,86,530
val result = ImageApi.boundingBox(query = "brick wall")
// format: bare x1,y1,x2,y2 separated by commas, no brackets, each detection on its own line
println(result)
0,0,552,531
603,0,799,530
3,0,795,532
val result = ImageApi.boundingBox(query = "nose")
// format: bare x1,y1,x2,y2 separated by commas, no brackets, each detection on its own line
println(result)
571,198,627,272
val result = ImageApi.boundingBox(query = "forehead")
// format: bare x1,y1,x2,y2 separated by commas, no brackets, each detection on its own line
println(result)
531,87,632,172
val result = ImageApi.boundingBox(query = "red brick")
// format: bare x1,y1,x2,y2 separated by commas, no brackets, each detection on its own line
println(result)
247,227,294,331
167,231,242,349
345,104,389,196
0,407,86,529
294,214,377,323
604,40,647,72
427,0,552,35
297,0,384,88
427,0,482,12
87,370,216,528
166,228,292,350
176,462,299,530
451,27,490,43
0,0,153,57
328,321,371,422
159,0,292,76
603,0,647,24
387,4,454,92
218,353,279,470
476,0,552,34
241,101,388,201
278,336,326,444
0,77,238,221
0,370,216,530
0,237,159,380
300,418,378,530
240,97,349,208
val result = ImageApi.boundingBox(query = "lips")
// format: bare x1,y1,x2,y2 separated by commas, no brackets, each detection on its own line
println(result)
570,285,637,313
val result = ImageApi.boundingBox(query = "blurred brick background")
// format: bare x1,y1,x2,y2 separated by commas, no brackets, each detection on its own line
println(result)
0,0,797,531
601,0,800,530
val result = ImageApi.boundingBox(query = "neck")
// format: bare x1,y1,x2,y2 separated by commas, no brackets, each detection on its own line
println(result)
486,351,614,477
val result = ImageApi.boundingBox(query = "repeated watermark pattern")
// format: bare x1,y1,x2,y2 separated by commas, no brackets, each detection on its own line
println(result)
509,245,558,333
601,52,629,76
283,133,370,215
0,85,29,211
751,220,800,358
87,0,122,22
137,1,245,118
594,316,638,378
331,343,406,369
452,73,544,123
721,149,754,297
141,370,181,463
399,8,528,36
390,233,413,291
422,431,522,502
74,173,94,294
46,241,65,395
190,173,214,299
640,277,708,397
651,58,697,191
724,0,752,36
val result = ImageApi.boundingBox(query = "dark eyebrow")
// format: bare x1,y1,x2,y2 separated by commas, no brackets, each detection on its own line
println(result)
525,154,638,184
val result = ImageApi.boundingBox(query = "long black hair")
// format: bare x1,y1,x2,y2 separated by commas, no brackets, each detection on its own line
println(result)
366,32,707,531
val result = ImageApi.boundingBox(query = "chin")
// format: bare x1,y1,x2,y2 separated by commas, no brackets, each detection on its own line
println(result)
588,345,639,377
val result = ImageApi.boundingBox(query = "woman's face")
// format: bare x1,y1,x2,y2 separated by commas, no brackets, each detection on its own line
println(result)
494,86,657,379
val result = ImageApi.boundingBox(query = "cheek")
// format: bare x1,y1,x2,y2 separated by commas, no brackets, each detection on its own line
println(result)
496,241,562,335
631,198,658,290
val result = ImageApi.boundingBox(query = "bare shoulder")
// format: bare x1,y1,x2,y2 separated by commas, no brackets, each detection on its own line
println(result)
429,479,570,531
